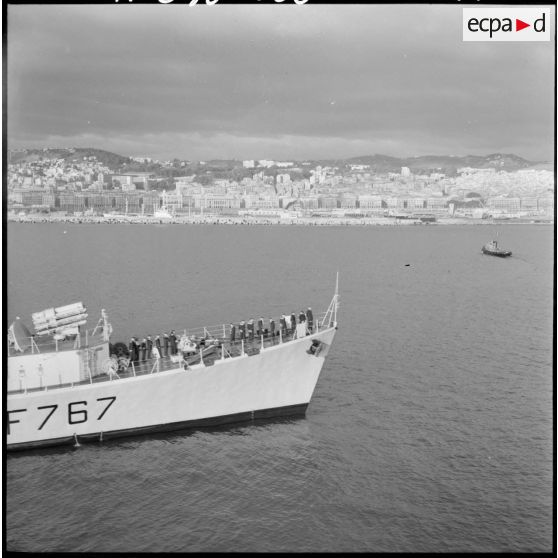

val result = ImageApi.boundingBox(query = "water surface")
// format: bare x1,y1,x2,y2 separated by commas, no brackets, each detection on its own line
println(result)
6,223,554,552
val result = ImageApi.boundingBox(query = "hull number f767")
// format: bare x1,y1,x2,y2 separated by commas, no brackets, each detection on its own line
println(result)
7,396,117,434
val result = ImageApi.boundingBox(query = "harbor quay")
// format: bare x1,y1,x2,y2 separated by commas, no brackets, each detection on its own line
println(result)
7,212,553,226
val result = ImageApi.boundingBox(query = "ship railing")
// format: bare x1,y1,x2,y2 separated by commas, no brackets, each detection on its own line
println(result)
7,315,333,394
7,306,335,393
175,311,331,343
7,327,108,357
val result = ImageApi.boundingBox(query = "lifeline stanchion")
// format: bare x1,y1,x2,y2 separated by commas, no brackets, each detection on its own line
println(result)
73,433,80,448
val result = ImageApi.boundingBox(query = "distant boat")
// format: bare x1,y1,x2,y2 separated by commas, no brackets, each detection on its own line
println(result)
481,240,512,258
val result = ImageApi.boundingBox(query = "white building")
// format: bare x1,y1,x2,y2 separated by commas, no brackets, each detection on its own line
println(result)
277,173,291,185
357,195,383,209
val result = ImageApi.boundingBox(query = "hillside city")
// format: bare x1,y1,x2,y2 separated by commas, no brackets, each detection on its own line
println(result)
6,148,555,225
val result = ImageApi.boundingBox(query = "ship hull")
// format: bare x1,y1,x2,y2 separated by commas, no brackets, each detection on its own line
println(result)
7,327,336,451
481,248,512,257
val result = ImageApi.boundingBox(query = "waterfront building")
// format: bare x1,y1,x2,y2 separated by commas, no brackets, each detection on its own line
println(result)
537,195,554,213
242,193,280,210
194,193,241,211
486,197,521,212
297,196,319,210
357,195,383,209
425,198,448,212
161,191,184,212
520,198,539,212
339,194,358,209
318,196,339,210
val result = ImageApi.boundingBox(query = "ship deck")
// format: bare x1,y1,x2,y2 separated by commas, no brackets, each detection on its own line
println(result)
7,326,326,396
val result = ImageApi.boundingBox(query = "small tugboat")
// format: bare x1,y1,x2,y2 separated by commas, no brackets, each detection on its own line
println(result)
481,239,512,258
7,277,339,451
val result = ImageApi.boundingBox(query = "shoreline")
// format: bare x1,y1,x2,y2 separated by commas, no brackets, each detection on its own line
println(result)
6,214,554,226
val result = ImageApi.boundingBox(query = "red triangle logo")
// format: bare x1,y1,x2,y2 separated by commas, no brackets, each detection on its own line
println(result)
516,19,530,32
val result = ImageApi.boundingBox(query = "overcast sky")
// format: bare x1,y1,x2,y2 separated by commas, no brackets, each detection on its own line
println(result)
7,4,555,162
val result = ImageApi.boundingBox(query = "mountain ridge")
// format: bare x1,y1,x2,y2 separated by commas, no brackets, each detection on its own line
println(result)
8,147,549,174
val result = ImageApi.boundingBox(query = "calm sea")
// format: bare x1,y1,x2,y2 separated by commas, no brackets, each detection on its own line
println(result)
6,222,554,552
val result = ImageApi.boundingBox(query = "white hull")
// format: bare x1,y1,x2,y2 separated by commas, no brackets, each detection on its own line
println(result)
7,327,336,450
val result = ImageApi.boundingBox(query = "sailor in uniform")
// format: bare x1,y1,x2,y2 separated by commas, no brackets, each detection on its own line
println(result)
140,338,147,361
146,335,153,358
163,333,169,357
257,317,264,337
299,310,306,324
307,307,314,332
169,330,178,355
269,318,275,342
247,319,255,340
230,323,236,343
128,337,139,364
280,315,287,336
290,312,297,334
155,335,162,357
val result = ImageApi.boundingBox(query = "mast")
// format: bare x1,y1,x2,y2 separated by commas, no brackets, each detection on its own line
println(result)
321,272,340,328
333,270,339,324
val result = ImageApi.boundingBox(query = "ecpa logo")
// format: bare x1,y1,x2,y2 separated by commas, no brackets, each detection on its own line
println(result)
463,8,551,41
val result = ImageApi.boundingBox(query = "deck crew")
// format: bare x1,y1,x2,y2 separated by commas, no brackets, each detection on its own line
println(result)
284,314,291,334
169,330,178,355
146,335,153,357
163,333,169,357
269,318,275,341
299,310,306,323
139,338,146,361
134,337,140,362
290,312,297,334
280,315,287,336
247,319,254,340
230,323,236,342
155,334,162,356
257,317,264,337
307,308,314,332
128,337,139,363
239,321,246,340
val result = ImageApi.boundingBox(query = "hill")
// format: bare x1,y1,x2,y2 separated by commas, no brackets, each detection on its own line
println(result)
339,153,538,175
9,148,546,176
8,148,132,168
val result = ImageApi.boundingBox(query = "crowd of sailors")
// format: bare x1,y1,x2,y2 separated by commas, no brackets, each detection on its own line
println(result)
120,308,314,365
229,308,314,343
125,331,178,363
